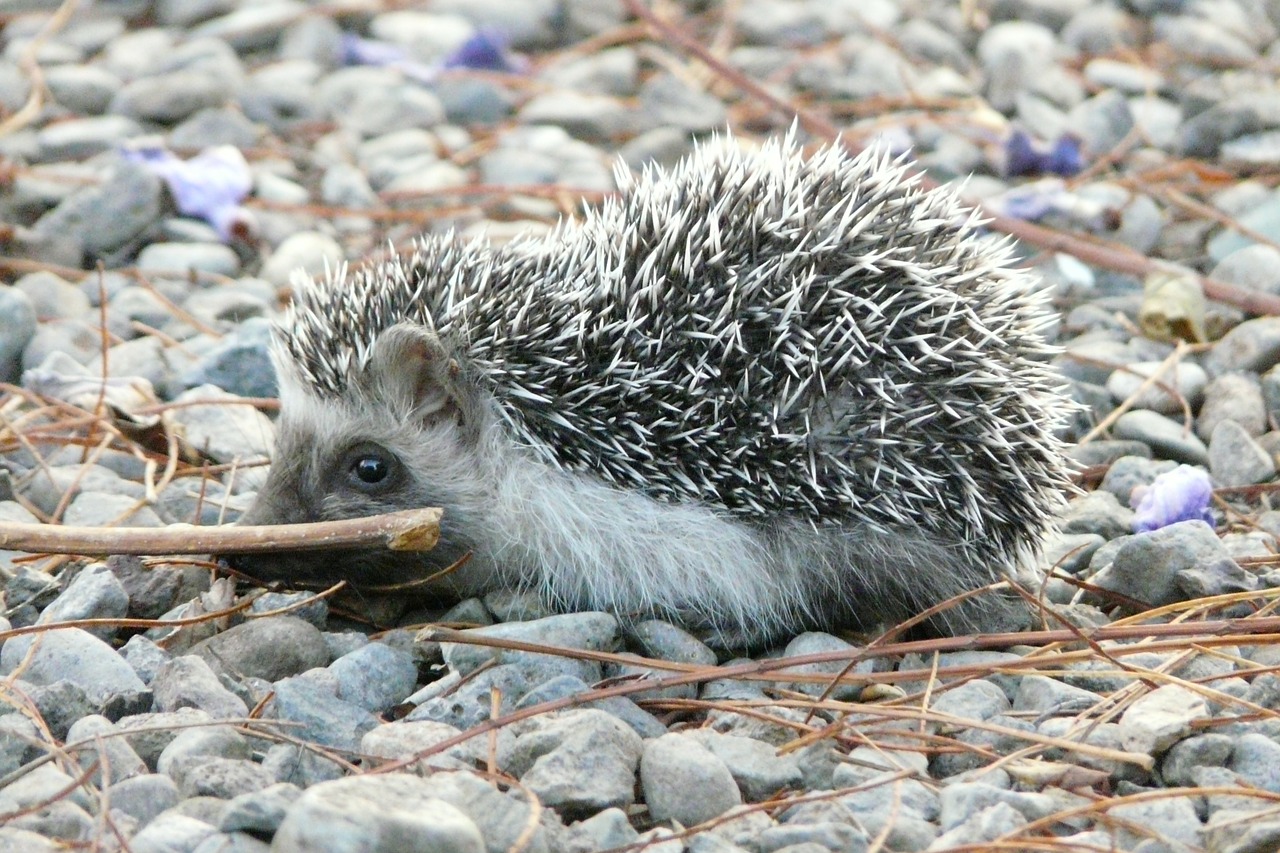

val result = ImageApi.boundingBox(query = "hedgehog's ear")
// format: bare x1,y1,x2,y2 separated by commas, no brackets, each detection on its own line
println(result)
365,323,469,432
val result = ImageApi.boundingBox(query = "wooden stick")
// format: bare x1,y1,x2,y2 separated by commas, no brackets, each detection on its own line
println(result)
0,507,441,556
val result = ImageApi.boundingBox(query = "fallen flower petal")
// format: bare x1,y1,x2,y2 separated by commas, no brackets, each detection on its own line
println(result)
1131,464,1215,533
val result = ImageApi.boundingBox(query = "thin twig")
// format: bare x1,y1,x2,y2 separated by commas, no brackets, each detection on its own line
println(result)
0,507,442,556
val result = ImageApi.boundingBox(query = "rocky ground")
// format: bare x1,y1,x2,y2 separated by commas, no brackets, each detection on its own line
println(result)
0,0,1279,851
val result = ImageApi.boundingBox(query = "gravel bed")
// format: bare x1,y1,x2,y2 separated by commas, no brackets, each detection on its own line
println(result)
1,1,1280,851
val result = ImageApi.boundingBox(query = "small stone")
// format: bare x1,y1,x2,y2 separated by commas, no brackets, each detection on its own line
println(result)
126,812,218,853
136,242,241,278
107,774,181,828
65,715,148,787
518,91,631,141
0,628,148,711
1211,245,1280,296
261,231,345,287
1118,684,1211,754
177,757,275,799
1161,733,1234,786
686,730,803,802
1105,794,1202,850
267,672,382,752
360,721,476,774
151,656,250,719
1209,420,1276,487
1097,520,1233,610
641,732,742,826
1104,361,1207,415
38,562,129,638
13,271,91,322
1112,410,1209,466
0,286,37,383
499,709,643,813
272,774,485,853
115,709,215,769
328,641,418,712
168,385,275,474
34,115,144,162
111,71,233,124
33,161,163,260
1198,372,1268,440
190,616,329,682
439,611,618,677
1057,490,1134,539
1205,316,1280,376
1098,456,1177,508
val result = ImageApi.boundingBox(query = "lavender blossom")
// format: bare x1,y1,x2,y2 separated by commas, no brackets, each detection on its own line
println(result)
1131,465,1215,533
121,144,253,241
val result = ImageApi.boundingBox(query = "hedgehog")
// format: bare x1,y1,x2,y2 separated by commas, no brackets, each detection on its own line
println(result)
229,133,1074,648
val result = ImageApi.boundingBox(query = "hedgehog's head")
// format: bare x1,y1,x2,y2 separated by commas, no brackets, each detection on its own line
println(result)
227,321,491,592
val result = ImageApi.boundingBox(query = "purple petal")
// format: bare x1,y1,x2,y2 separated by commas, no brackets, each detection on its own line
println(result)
1132,465,1215,533
340,33,410,68
122,144,253,242
1047,134,1084,177
1004,129,1042,177
987,180,1066,221
442,29,522,73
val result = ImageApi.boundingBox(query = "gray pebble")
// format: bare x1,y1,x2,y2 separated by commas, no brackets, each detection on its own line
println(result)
218,782,302,835
1198,372,1268,439
107,773,182,828
127,812,218,853
13,270,91,321
359,720,476,774
66,714,148,786
0,763,91,815
638,74,728,134
0,286,37,383
34,115,144,162
267,672,381,752
1098,456,1177,507
440,611,618,677
1105,360,1206,414
686,730,803,802
1096,520,1233,610
1209,420,1276,486
1112,410,1210,465
248,591,328,628
120,635,172,685
191,2,306,52
1107,793,1202,850
177,756,275,799
272,774,485,853
641,732,742,826
1211,245,1280,296
136,242,241,277
170,107,261,150
405,663,529,730
110,71,233,124
930,802,1026,849
518,92,631,141
169,384,274,473
328,641,417,712
1119,682,1210,754
260,230,344,287
1058,490,1134,539
500,708,643,812
1205,316,1280,376
152,655,250,719
43,62,122,113
0,627,147,710
1012,675,1102,715
38,562,129,638
190,616,329,682
1161,733,1234,786
63,492,163,528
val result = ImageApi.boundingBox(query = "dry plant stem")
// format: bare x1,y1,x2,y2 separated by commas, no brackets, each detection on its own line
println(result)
0,506,442,556
623,0,1280,318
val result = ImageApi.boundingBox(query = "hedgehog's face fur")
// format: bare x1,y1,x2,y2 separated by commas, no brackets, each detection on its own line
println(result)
229,323,492,593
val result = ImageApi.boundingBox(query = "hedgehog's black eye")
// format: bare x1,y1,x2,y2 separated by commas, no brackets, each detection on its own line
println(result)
353,456,388,484
342,444,401,493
